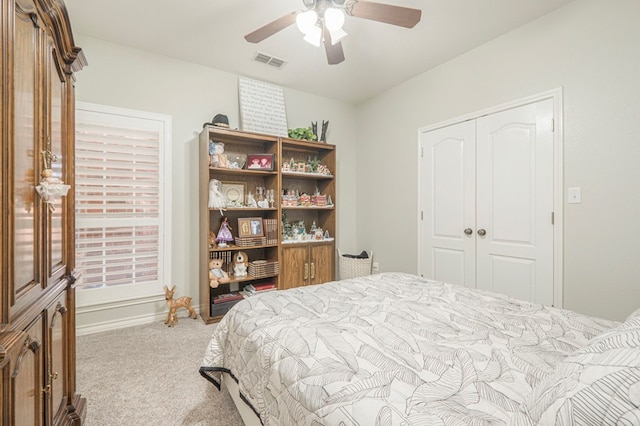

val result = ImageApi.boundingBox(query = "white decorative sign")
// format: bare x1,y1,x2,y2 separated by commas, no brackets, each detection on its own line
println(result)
239,76,288,137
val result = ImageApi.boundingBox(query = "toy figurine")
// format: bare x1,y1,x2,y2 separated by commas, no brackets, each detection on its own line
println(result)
233,251,249,277
208,179,226,212
163,285,197,327
211,142,229,168
216,216,234,247
246,192,258,208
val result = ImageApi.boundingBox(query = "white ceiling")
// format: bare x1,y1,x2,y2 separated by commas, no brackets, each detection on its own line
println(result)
64,0,574,104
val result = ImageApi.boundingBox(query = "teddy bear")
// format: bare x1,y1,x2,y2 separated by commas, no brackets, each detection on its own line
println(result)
233,251,249,277
209,258,230,288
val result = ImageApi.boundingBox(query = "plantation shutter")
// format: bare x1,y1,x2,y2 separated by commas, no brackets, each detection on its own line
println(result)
75,109,165,289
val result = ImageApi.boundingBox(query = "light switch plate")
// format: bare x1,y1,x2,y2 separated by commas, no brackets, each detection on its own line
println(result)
568,187,582,204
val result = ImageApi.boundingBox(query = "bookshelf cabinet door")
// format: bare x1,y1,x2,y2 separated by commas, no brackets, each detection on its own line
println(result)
281,245,309,289
309,242,334,286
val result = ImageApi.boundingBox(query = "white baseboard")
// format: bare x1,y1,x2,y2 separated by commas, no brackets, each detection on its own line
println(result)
76,312,164,336
76,301,201,336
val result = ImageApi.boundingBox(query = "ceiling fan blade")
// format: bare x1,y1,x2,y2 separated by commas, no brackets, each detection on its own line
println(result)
323,27,345,65
244,11,299,43
348,1,421,28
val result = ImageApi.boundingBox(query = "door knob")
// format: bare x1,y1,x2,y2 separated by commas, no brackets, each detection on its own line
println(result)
464,228,473,235
477,229,486,236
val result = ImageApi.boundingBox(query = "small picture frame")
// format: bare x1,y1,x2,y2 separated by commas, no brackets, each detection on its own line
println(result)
246,153,274,171
221,181,246,207
226,152,247,169
238,217,264,237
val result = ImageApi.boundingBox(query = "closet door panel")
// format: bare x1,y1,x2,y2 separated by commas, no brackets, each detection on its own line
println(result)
419,120,476,287
476,99,554,305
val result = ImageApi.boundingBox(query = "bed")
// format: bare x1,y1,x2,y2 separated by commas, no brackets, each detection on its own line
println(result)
200,272,640,425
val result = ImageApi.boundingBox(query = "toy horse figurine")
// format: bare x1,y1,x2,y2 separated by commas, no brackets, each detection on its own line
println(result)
163,285,197,327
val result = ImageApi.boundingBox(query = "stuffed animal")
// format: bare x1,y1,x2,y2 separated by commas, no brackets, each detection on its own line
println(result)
233,251,249,277
209,258,230,288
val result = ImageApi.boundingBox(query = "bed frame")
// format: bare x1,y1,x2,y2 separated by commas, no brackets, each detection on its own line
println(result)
222,372,261,426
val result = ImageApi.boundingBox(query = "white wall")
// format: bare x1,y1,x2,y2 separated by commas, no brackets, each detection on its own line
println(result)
356,0,640,321
73,36,358,332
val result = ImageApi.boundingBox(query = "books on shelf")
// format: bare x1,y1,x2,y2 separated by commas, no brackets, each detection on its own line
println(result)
212,291,243,304
240,282,277,298
263,218,278,245
253,282,277,292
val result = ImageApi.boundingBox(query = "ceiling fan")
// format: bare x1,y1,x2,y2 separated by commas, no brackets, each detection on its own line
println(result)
244,0,421,65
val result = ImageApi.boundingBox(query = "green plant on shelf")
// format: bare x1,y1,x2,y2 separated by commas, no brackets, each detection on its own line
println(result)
288,126,317,141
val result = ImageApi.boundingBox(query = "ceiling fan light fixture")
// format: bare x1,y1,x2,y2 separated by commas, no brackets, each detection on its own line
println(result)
329,28,347,45
296,10,318,35
244,0,422,64
303,25,322,46
324,7,345,31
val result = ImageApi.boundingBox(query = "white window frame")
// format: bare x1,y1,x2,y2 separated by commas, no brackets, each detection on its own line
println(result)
75,102,172,307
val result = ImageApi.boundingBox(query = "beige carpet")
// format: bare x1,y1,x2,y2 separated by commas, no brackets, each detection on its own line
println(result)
77,315,245,425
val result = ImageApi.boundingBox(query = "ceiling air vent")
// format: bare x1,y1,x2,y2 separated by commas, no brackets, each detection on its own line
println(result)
252,52,287,69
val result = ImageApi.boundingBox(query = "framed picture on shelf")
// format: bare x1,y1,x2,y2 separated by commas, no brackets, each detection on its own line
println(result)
225,152,247,169
238,217,264,237
221,181,246,207
246,153,274,171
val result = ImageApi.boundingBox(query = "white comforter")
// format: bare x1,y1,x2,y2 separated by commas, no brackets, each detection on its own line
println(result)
200,273,616,425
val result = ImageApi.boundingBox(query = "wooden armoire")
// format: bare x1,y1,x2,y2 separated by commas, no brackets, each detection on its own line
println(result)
0,0,87,424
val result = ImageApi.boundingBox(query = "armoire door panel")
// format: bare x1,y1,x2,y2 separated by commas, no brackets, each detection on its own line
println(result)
47,41,67,280
48,291,68,423
13,7,43,304
11,315,44,426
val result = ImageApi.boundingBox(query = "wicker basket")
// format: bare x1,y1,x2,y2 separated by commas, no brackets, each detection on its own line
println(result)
338,249,373,280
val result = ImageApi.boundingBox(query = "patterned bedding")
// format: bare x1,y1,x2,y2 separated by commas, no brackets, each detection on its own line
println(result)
200,272,620,425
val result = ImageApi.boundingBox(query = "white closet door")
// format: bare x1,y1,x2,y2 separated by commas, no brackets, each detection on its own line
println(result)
420,120,476,287
476,99,554,305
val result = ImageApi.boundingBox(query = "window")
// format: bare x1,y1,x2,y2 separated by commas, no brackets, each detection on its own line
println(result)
75,102,171,304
